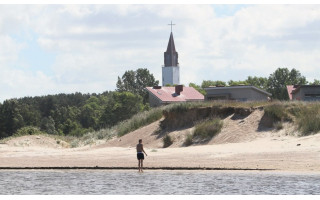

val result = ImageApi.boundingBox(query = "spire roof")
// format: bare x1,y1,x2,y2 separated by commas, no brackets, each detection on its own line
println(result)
166,32,176,53
164,31,179,67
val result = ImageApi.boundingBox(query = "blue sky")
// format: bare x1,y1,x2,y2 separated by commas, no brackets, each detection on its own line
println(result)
12,31,56,75
1,4,320,102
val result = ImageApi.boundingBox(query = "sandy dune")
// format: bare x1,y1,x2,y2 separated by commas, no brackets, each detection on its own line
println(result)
1,110,320,172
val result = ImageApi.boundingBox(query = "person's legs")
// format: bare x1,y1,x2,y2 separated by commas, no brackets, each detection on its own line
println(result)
141,159,143,172
138,159,142,172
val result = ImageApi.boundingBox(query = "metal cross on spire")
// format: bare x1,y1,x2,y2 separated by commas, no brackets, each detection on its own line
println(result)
168,21,175,32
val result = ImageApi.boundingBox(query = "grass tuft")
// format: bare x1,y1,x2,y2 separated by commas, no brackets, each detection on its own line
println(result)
13,126,45,137
264,103,291,122
193,118,223,140
293,102,320,135
162,134,173,148
184,133,193,146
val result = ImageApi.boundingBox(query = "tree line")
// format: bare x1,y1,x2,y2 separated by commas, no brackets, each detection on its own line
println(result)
0,67,318,139
0,68,158,139
189,68,319,100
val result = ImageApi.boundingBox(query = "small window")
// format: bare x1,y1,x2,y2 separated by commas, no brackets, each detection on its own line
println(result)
305,94,320,101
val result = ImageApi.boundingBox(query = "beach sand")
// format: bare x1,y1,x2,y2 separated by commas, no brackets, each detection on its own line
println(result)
1,110,320,172
1,134,320,172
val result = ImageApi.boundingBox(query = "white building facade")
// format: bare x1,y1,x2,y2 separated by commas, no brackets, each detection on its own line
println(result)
162,66,180,86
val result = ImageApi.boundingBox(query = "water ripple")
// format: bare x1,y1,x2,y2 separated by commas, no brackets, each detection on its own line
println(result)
0,170,319,195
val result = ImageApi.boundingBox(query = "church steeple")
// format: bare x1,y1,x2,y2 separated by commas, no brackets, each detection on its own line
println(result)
162,21,180,86
164,32,179,67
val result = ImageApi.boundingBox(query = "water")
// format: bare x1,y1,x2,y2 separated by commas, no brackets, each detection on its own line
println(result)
0,170,319,195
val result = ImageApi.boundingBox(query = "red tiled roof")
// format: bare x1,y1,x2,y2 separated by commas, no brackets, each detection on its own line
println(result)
146,87,204,102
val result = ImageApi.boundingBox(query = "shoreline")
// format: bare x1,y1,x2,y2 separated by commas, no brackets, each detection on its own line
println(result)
0,166,275,171
2,167,320,176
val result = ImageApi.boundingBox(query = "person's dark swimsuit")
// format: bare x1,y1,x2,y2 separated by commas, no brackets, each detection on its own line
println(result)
137,152,144,160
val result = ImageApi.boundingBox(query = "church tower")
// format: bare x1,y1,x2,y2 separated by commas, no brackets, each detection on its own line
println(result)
162,22,180,86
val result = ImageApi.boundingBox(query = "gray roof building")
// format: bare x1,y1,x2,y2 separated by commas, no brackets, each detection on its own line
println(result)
204,85,271,101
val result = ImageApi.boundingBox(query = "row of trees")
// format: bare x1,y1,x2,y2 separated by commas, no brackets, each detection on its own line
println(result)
0,68,158,139
0,67,319,139
0,91,146,139
190,68,319,100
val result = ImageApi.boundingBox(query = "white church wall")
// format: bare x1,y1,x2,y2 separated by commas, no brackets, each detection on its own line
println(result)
162,66,180,86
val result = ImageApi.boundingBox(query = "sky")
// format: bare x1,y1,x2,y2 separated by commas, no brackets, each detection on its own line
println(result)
1,3,320,102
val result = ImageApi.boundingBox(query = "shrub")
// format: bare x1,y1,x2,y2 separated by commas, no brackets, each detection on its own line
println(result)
193,118,223,140
184,133,193,146
264,103,291,122
70,139,80,148
162,134,173,148
287,103,304,117
95,129,115,140
295,103,320,135
13,126,45,137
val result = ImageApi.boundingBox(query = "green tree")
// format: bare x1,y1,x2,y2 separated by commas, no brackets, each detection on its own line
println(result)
40,116,57,135
79,96,103,129
117,70,136,93
39,96,56,117
267,68,307,100
0,99,24,137
201,80,227,88
246,76,268,90
62,119,80,135
228,80,248,86
189,83,206,95
100,92,143,127
116,68,159,103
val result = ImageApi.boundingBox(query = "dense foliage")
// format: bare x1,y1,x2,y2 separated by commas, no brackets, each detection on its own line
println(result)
0,67,160,139
0,91,145,139
116,68,159,103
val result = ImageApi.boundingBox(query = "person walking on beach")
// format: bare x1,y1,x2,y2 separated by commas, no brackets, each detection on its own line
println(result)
136,139,147,172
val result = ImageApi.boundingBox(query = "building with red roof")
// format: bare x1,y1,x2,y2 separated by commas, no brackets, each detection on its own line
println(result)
145,85,204,107
287,85,320,101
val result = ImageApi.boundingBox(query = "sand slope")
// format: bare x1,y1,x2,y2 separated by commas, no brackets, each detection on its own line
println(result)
1,109,320,172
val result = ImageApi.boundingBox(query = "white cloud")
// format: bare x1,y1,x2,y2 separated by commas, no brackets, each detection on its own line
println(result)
177,5,320,84
1,4,320,102
0,35,23,65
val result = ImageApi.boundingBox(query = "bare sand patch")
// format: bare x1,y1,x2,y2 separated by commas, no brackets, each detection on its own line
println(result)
1,110,320,172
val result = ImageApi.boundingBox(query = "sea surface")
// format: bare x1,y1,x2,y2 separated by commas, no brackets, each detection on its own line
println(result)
0,170,319,195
